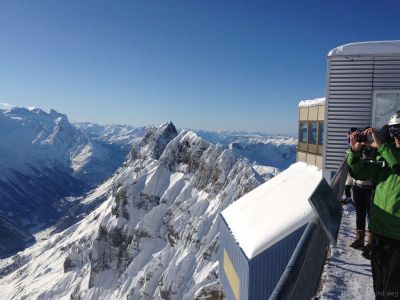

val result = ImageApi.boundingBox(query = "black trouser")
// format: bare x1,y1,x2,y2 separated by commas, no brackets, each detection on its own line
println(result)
345,184,352,198
371,234,400,299
352,185,373,231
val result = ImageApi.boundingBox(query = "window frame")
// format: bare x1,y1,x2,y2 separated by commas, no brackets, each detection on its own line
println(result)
372,90,400,129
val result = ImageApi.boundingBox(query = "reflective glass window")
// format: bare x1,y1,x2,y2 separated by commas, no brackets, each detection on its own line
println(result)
318,122,324,145
374,92,400,129
300,122,308,143
309,122,317,144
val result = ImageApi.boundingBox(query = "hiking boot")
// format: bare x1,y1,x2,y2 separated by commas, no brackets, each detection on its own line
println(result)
361,231,373,259
362,246,371,260
350,230,365,249
365,231,373,248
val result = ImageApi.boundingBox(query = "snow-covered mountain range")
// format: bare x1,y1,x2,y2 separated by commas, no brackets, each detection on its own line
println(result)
0,122,272,299
74,122,146,149
194,130,297,170
73,124,297,170
0,106,132,257
0,102,299,298
0,104,296,258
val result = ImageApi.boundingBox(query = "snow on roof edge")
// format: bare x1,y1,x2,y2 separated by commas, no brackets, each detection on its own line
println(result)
328,40,400,57
221,162,322,259
298,97,325,107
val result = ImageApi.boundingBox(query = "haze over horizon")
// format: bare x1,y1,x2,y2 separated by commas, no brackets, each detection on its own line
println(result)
1,1,400,134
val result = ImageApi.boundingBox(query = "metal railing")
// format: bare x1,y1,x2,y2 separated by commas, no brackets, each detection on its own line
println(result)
270,158,348,300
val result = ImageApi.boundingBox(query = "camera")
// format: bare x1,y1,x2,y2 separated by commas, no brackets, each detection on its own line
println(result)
356,132,368,143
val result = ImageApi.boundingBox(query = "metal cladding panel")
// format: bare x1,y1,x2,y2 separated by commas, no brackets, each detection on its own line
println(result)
248,225,307,300
373,57,400,89
324,55,400,177
324,57,373,173
219,216,249,300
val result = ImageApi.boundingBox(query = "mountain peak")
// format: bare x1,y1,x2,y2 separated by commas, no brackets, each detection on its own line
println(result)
159,121,177,135
49,108,60,116
136,122,178,160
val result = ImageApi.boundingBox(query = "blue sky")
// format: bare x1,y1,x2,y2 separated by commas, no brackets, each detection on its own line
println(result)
0,1,400,134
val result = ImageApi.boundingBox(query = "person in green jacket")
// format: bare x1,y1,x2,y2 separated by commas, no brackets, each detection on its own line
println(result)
347,112,400,299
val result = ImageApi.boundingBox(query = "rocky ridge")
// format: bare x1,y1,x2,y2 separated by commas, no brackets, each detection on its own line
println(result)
0,122,270,300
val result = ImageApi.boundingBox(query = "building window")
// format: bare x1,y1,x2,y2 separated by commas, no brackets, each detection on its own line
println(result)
373,91,400,129
309,122,317,144
300,122,308,143
318,122,324,145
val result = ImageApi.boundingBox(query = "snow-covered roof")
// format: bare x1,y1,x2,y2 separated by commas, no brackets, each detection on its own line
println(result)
221,162,322,259
298,97,325,107
328,40,400,57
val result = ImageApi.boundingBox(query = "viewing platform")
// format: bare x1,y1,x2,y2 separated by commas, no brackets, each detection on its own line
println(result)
320,202,374,299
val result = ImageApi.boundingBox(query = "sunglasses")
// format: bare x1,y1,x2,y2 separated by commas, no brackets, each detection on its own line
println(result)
389,125,400,139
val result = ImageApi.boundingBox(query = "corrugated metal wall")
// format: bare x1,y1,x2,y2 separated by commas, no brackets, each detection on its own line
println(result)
374,57,400,89
219,216,249,300
324,55,400,179
248,225,306,300
219,216,306,300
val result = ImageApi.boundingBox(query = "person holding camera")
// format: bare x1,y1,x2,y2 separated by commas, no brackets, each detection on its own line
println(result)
346,128,375,251
347,112,400,299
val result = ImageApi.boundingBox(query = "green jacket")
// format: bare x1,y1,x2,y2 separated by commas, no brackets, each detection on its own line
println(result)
347,143,400,240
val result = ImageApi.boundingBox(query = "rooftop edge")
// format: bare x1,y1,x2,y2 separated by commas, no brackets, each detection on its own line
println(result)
328,40,400,57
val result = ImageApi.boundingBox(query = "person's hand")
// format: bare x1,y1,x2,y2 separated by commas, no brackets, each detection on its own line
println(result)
365,128,382,148
349,131,363,152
